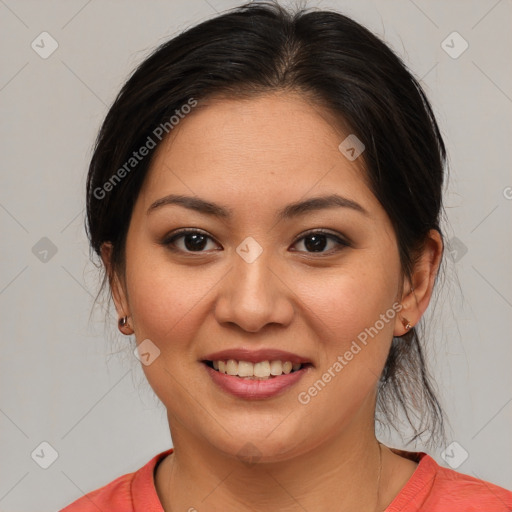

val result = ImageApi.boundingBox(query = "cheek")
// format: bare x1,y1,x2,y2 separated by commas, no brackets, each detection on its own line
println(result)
292,271,399,433
296,261,399,346
124,247,211,351
123,251,215,408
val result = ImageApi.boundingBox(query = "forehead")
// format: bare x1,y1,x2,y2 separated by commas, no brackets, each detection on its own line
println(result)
137,92,375,217
160,92,348,160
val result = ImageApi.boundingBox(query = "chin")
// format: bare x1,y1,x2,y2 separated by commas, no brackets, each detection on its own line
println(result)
202,425,308,464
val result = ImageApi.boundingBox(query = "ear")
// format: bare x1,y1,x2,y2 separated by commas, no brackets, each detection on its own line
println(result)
393,229,444,336
100,242,130,320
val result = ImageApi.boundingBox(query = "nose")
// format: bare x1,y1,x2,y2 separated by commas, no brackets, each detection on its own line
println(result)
214,250,295,333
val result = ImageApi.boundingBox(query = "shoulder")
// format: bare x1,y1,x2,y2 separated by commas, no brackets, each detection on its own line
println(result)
59,449,173,511
59,471,134,511
387,449,512,512
429,462,512,509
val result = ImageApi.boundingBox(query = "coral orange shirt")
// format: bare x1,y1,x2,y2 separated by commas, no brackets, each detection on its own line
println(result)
60,447,512,511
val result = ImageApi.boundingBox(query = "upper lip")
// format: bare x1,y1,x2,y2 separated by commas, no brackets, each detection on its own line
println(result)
202,348,312,365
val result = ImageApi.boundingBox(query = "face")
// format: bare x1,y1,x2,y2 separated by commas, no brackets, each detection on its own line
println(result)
108,92,409,461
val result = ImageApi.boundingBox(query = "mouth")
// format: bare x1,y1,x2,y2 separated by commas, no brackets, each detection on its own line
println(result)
200,349,313,400
202,359,312,380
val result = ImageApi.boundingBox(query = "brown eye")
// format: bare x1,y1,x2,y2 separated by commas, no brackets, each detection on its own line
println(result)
291,230,350,254
163,229,220,253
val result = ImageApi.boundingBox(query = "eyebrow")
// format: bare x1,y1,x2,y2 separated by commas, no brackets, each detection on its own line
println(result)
146,193,369,220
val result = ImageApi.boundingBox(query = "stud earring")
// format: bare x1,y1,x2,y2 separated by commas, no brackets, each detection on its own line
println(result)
118,316,134,335
401,316,412,331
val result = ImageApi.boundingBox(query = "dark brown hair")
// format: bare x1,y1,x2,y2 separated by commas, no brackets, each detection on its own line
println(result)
86,1,447,448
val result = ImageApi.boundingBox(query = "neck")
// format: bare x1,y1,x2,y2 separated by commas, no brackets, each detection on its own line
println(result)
156,409,388,511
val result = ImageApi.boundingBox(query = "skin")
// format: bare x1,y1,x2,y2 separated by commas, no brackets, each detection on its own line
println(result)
102,91,443,511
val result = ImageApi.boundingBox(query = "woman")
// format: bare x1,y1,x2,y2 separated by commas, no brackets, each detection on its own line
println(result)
61,1,512,511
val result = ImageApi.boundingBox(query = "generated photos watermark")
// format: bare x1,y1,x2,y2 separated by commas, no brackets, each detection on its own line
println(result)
297,301,403,405
93,97,198,200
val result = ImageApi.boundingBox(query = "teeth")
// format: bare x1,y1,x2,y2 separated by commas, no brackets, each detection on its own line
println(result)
238,361,253,377
226,359,238,376
211,359,303,378
254,361,271,378
270,360,283,376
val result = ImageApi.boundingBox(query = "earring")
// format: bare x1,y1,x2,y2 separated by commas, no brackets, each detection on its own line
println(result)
401,316,412,331
118,316,134,335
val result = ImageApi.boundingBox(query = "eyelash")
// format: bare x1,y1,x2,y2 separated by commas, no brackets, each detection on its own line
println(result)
162,228,350,255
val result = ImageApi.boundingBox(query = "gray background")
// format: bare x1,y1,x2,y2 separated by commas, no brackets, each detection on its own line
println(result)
1,0,511,510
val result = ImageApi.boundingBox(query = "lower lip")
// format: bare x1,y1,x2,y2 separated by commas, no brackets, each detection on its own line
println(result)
203,363,309,400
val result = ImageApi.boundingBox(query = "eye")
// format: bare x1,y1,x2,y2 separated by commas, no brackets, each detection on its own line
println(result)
162,228,220,253
162,228,350,255
291,229,350,254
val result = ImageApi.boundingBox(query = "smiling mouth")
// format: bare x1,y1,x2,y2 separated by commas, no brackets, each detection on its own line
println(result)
203,360,311,380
